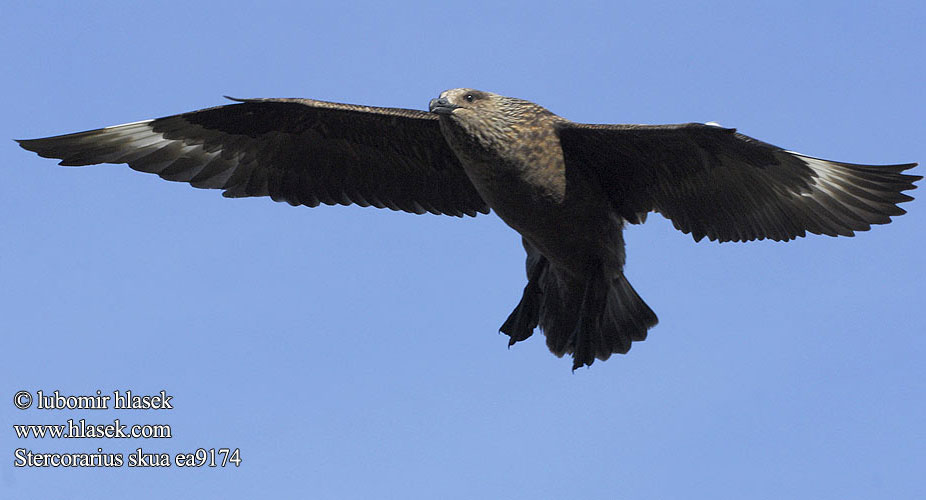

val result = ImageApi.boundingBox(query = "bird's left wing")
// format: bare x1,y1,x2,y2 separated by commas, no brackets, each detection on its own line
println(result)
556,122,920,242
18,98,489,217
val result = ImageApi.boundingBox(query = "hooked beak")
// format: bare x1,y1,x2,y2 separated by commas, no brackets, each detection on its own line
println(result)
429,97,459,115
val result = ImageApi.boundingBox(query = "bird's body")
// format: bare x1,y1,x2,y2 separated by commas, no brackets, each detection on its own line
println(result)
436,90,617,276
433,90,646,363
17,89,920,369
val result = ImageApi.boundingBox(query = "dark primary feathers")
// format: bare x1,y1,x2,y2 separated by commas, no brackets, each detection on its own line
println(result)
557,122,919,242
17,98,489,217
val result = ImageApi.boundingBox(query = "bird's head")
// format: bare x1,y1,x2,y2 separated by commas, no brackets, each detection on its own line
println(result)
430,89,553,154
429,88,488,116
429,88,534,119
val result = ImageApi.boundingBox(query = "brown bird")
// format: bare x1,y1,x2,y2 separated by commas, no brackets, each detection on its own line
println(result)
17,89,921,369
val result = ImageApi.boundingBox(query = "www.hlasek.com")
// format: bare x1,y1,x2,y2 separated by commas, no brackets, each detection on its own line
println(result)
14,418,171,439
12,389,241,468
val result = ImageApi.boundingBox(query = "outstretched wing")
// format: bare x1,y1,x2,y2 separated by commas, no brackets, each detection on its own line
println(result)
17,97,489,217
556,122,920,242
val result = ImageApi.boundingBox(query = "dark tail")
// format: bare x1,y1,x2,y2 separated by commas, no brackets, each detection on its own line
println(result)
500,255,658,370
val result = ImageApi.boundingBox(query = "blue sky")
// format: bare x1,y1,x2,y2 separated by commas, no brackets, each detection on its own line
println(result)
2,1,923,498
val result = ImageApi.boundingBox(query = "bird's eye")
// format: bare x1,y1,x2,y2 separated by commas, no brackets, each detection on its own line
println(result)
464,94,475,103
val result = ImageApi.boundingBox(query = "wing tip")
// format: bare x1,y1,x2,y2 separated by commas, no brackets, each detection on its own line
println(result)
16,138,63,162
16,137,88,166
223,95,262,103
15,138,39,152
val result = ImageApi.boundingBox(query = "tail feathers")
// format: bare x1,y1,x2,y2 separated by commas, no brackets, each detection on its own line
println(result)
500,259,658,369
600,273,658,353
499,248,546,345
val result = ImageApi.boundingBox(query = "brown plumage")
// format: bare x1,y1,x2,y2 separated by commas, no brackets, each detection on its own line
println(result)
17,89,921,369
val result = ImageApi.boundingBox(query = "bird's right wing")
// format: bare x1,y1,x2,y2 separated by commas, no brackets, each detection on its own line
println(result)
557,122,919,242
18,97,489,217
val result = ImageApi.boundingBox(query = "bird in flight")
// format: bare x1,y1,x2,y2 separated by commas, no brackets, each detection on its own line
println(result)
17,89,920,369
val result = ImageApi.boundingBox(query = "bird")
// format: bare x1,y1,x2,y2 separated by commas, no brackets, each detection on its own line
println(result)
17,89,921,370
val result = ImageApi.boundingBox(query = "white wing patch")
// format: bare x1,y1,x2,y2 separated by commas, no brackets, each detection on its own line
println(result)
787,152,844,197
73,120,240,189
784,150,903,226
